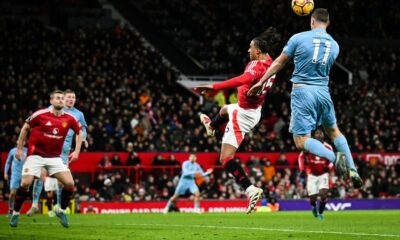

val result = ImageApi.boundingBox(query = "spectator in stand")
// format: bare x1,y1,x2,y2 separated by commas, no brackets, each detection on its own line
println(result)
276,153,290,174
167,154,180,166
126,152,141,166
111,154,123,166
263,159,276,182
99,154,112,168
152,154,166,165
388,179,400,197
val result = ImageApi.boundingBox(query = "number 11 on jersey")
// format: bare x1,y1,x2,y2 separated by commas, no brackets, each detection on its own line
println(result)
312,39,331,65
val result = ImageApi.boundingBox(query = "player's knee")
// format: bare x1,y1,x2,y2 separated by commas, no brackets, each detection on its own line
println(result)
20,179,32,189
63,181,74,188
319,189,328,199
294,141,304,150
294,138,306,150
324,126,342,140
219,106,228,117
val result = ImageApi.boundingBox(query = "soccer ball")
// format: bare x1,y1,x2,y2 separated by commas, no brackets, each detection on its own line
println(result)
291,0,314,16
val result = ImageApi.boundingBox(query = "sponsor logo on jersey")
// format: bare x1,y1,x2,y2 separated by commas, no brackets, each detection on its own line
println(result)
52,128,59,135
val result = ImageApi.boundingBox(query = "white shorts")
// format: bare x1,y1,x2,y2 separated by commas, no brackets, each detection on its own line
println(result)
307,173,329,196
222,104,261,148
44,177,59,191
22,155,70,178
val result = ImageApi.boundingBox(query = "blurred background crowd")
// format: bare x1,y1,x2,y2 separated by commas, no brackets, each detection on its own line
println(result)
0,0,399,202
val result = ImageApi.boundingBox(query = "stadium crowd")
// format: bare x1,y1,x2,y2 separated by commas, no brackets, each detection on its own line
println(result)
0,20,399,155
69,153,400,205
0,0,399,203
135,0,400,73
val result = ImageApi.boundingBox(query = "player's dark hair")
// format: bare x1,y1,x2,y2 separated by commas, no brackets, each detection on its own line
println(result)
50,90,64,99
312,8,329,23
252,27,281,57
64,89,75,95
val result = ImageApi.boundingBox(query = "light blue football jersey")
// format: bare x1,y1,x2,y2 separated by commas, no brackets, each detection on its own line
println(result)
283,28,339,86
63,107,87,153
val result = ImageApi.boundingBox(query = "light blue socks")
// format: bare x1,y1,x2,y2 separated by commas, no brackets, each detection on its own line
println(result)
304,138,336,162
334,135,356,170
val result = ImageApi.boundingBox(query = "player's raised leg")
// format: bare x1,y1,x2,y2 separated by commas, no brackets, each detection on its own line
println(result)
26,178,43,216
220,144,262,214
293,135,348,178
200,105,230,137
324,126,362,188
9,175,35,227
53,170,75,228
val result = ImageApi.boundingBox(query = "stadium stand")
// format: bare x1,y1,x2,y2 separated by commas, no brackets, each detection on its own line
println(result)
0,0,399,204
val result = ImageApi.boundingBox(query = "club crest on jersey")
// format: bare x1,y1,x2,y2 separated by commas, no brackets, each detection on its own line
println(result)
24,168,29,173
52,128,59,135
62,121,68,128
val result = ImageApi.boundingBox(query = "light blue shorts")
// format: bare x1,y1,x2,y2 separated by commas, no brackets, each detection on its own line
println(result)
174,179,199,195
10,170,22,189
289,85,337,136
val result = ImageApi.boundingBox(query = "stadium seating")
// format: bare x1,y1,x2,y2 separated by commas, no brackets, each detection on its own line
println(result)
0,0,399,202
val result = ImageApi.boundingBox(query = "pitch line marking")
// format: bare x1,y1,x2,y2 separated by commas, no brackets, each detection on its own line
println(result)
130,223,400,238
27,222,400,238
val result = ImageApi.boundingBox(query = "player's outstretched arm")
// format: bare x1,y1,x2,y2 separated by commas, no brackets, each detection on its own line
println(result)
247,53,290,96
16,123,30,160
193,84,213,94
69,130,83,163
193,73,253,94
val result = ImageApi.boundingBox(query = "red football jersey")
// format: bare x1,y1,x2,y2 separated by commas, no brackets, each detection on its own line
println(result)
298,142,333,176
213,55,275,109
26,108,82,158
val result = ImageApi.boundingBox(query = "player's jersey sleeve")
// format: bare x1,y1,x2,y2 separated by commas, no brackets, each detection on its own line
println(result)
213,73,254,90
4,148,16,173
283,34,299,58
298,151,305,171
70,116,82,134
26,110,43,127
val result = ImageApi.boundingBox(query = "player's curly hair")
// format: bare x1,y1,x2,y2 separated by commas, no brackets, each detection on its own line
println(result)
252,27,281,58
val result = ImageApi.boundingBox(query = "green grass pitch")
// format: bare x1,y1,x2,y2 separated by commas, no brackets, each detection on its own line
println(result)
1,210,400,240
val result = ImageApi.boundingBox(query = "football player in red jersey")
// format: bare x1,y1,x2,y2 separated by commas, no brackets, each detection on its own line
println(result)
10,90,83,228
193,27,280,214
298,128,333,220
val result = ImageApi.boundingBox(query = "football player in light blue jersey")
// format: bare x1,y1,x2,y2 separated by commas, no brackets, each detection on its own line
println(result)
163,154,213,213
248,8,362,188
27,89,88,216
4,146,28,217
